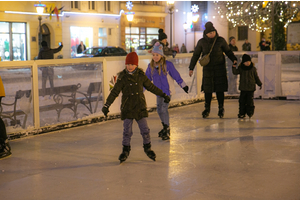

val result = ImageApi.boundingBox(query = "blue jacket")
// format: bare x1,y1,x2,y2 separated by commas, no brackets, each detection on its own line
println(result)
146,60,186,96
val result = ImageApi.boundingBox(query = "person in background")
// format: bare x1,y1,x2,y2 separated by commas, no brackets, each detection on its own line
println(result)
180,43,187,53
0,75,12,160
151,29,176,58
77,41,86,54
173,44,179,53
232,54,262,118
102,52,170,163
242,39,251,51
146,42,188,141
189,22,237,118
259,37,271,51
229,36,238,51
38,41,63,97
228,36,239,94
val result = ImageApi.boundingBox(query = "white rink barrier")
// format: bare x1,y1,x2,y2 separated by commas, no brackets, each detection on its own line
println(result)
0,51,299,137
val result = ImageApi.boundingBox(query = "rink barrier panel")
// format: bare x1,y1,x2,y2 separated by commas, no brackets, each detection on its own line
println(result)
0,51,299,138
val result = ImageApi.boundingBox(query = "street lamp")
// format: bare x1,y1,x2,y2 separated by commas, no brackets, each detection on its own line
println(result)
183,22,188,49
126,11,135,52
34,3,46,48
167,1,175,49
192,14,199,48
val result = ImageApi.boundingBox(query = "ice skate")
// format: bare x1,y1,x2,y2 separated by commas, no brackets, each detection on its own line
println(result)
238,114,246,119
0,141,12,160
143,143,156,161
202,103,210,118
161,124,170,140
218,108,224,118
119,145,131,163
158,122,164,138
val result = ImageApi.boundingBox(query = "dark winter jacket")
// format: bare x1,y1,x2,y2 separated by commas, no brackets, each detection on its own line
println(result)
232,62,262,91
38,45,63,59
189,31,237,93
105,68,165,121
146,60,187,96
229,44,238,51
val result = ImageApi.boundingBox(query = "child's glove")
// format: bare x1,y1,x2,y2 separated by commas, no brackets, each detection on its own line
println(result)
183,86,189,93
102,104,110,117
259,85,262,90
162,94,170,103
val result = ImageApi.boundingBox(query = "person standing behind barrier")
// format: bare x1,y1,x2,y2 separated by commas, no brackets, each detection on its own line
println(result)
259,37,271,51
228,36,239,94
188,22,237,118
77,41,86,54
242,39,251,51
146,42,188,141
38,41,63,97
0,76,12,159
180,43,187,53
152,29,176,58
101,52,170,163
232,54,262,119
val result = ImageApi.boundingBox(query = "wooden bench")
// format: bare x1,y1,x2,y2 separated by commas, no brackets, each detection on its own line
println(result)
0,84,81,128
71,82,102,115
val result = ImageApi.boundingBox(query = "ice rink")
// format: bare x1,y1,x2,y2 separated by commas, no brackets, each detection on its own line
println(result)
1,99,300,200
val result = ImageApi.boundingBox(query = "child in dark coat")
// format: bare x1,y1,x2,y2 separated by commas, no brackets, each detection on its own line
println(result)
232,54,262,118
102,52,170,163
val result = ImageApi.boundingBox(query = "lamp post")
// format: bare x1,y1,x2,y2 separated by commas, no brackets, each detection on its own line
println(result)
167,1,175,49
183,22,188,48
126,12,135,52
192,14,199,48
34,3,46,48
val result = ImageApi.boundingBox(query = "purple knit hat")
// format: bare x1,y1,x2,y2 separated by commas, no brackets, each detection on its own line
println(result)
152,42,164,57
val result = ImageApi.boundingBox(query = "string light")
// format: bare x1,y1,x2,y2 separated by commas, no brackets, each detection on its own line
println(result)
214,1,300,32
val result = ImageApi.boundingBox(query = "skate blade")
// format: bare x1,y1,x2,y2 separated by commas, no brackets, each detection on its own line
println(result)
0,153,12,160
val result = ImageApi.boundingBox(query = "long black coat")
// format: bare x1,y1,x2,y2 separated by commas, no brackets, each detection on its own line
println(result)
105,68,165,121
189,32,237,93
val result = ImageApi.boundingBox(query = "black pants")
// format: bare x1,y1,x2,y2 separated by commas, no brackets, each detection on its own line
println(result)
205,92,224,109
239,91,254,115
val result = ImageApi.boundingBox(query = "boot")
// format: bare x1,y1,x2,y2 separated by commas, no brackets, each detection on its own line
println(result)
143,143,156,161
218,105,224,118
161,124,170,140
246,106,255,118
238,114,246,119
202,103,210,118
118,145,131,163
158,122,164,138
0,140,12,160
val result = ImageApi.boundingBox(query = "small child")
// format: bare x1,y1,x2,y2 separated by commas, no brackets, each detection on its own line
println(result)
146,42,188,140
232,54,262,118
102,52,170,163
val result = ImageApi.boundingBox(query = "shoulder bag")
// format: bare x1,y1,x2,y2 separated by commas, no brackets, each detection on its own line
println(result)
199,37,217,66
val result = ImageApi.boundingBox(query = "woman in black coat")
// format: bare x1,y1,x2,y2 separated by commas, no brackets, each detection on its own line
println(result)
189,22,237,118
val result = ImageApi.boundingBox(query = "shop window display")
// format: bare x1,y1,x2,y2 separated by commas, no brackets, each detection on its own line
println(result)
125,27,159,52
0,22,27,61
70,26,93,57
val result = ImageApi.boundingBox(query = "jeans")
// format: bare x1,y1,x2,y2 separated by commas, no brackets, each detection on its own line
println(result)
156,95,170,126
122,118,151,146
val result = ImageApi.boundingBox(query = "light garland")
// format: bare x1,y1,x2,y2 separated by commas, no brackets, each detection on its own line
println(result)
214,1,300,32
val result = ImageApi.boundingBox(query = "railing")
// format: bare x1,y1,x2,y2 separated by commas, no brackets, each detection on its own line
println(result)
0,51,299,137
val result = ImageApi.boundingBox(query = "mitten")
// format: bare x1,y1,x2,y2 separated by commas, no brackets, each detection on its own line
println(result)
183,86,189,93
163,94,170,103
259,85,262,90
102,104,110,117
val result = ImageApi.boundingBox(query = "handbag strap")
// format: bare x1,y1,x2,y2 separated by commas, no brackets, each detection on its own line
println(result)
208,37,217,54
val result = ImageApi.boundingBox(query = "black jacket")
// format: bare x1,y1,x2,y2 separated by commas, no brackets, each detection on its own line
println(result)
38,45,63,59
229,44,238,51
77,44,86,53
189,32,237,93
232,62,262,91
105,68,165,121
